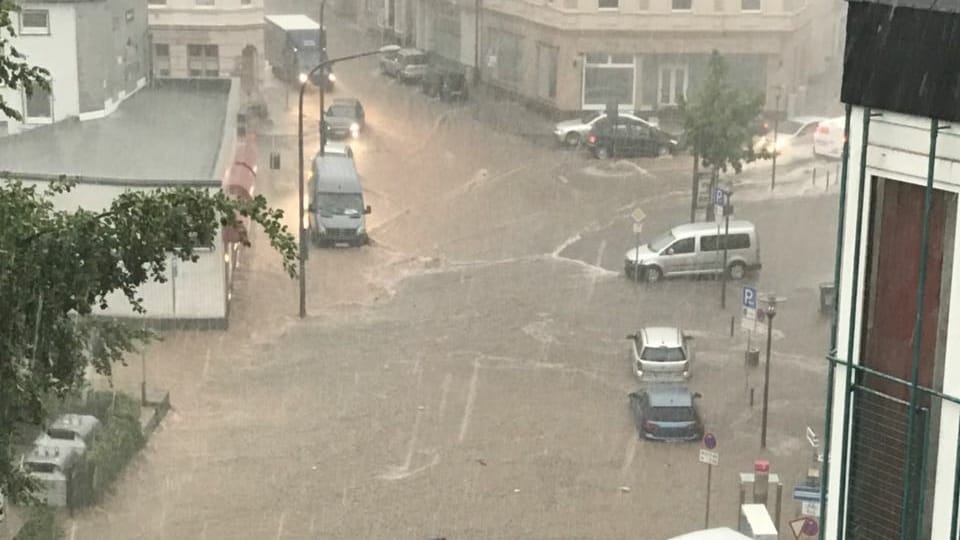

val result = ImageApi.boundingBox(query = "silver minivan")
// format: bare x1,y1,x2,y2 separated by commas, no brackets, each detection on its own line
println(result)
624,220,761,282
308,153,370,247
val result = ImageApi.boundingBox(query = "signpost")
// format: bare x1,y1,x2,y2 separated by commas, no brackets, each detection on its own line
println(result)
631,208,646,284
700,433,718,528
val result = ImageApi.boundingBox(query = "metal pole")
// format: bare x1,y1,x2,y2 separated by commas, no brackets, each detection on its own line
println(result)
298,80,308,319
775,481,783,534
705,463,713,529
691,150,699,223
319,0,325,113
771,94,780,191
720,193,731,309
474,0,481,84
761,304,776,449
899,116,940,540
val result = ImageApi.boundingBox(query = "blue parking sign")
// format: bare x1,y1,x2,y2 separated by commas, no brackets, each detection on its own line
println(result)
714,189,726,206
742,286,757,309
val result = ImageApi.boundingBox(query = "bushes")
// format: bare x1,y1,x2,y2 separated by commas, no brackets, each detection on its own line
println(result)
66,391,145,508
13,506,62,540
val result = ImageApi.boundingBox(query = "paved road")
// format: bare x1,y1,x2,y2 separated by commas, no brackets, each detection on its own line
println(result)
61,11,843,540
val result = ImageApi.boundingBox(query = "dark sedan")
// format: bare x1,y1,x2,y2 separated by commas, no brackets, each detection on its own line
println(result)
323,98,365,140
628,385,703,442
586,117,679,159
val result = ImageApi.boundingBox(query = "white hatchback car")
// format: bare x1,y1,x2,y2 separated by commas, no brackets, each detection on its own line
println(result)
626,326,693,382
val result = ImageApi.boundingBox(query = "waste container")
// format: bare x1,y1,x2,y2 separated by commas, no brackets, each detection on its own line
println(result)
745,348,760,367
819,282,836,315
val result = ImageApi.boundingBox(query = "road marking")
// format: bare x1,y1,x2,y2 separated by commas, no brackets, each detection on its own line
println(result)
620,433,639,475
438,372,452,419
69,521,78,540
459,358,480,443
595,239,607,268
274,510,287,540
404,408,424,470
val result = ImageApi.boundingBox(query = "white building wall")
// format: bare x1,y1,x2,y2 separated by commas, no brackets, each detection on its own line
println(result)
18,179,227,321
0,4,79,135
826,107,960,539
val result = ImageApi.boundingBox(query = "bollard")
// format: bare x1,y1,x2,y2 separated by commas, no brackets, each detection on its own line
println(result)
812,168,817,186
750,387,755,407
826,170,831,190
730,315,735,337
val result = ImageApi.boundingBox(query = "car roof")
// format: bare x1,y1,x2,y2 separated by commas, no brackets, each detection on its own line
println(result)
398,48,425,56
312,155,361,193
25,442,77,468
639,327,683,347
646,384,694,407
670,220,755,236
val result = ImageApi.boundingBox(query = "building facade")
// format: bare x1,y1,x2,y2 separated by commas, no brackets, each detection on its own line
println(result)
339,0,845,121
148,0,264,95
821,1,960,539
0,0,149,136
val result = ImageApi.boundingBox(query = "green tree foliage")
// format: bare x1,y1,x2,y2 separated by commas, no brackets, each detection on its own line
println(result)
0,0,50,120
0,179,297,503
679,51,766,219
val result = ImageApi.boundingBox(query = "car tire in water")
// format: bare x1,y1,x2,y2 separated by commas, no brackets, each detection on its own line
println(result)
727,261,746,280
657,145,670,157
644,266,663,283
564,132,581,146
595,146,611,160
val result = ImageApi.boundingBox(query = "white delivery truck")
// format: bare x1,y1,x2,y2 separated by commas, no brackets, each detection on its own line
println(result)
264,14,334,89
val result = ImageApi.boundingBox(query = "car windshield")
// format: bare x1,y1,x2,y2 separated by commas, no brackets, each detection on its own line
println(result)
315,193,363,215
641,346,686,362
648,231,676,251
779,121,804,135
650,406,696,422
580,111,602,123
24,462,59,474
46,428,77,440
327,105,355,118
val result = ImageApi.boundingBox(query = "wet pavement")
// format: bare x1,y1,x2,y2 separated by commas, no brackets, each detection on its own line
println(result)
59,10,846,540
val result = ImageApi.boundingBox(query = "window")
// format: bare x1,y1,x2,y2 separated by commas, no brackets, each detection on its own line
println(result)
188,44,219,77
485,28,522,85
148,0,166,6
241,0,251,5
583,53,635,110
195,0,214,6
598,0,619,8
700,233,750,252
536,44,558,100
672,0,692,10
154,44,170,77
667,237,695,254
20,10,49,35
658,64,688,106
741,0,760,10
24,86,52,121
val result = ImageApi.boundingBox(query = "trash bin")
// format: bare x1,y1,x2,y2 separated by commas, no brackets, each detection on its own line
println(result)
819,282,836,315
745,348,760,367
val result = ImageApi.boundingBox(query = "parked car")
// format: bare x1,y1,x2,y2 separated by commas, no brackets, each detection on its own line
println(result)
323,98,365,140
553,110,657,147
586,118,679,159
626,327,693,382
421,67,469,102
21,441,81,507
813,115,845,159
628,385,704,442
753,116,826,155
624,220,761,283
381,48,429,82
33,414,101,457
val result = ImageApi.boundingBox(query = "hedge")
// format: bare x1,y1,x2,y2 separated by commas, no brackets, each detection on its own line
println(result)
66,391,145,508
13,506,62,540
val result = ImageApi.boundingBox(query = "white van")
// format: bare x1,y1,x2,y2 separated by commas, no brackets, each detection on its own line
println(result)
625,221,761,282
308,152,370,247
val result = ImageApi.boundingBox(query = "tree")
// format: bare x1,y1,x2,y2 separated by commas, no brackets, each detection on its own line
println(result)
679,51,766,221
0,0,51,120
0,1,298,503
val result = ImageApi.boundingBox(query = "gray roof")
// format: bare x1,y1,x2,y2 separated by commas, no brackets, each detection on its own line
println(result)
0,81,229,183
311,154,360,193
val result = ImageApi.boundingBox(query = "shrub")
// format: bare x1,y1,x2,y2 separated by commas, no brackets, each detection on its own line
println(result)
13,505,63,540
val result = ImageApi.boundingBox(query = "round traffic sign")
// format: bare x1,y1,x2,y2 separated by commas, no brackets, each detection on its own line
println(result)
703,432,717,449
802,517,818,536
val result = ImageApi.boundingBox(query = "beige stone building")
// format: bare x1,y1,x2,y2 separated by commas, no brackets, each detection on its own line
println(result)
340,0,845,121
148,0,263,94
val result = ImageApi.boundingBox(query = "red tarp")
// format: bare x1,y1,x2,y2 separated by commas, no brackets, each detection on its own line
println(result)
222,132,258,244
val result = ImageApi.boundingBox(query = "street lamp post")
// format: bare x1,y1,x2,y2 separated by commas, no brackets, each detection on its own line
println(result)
770,88,782,191
297,44,401,318
760,299,777,449
719,189,732,309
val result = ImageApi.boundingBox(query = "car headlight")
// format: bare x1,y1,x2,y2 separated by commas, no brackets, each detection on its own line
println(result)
350,122,360,132
328,73,336,83
298,72,308,84
356,225,366,235
315,222,326,234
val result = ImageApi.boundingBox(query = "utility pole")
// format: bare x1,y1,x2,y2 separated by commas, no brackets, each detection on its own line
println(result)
474,0,482,85
770,88,781,191
690,149,699,223
760,297,778,449
719,189,732,309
